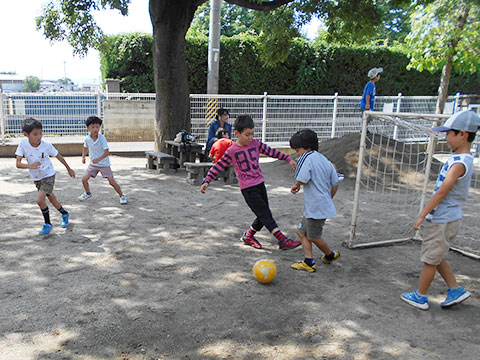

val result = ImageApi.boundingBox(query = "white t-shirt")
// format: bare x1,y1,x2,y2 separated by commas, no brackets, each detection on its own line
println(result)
15,138,58,181
84,134,110,167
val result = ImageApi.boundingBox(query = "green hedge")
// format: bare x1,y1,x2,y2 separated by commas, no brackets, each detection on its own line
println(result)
100,33,480,95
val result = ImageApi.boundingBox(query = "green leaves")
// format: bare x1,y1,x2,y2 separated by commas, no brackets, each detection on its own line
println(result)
406,0,480,75
23,76,41,92
36,0,131,56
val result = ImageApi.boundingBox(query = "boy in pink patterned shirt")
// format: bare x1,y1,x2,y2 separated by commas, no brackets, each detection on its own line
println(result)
201,115,301,250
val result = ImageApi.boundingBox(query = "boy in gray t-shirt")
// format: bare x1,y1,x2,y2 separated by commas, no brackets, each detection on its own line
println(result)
78,116,127,204
401,110,480,310
289,129,342,272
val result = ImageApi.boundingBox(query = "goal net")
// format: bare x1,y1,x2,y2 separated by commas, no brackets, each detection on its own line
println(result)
347,111,480,260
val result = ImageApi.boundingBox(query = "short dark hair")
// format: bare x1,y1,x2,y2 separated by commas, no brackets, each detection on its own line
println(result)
290,129,319,151
22,118,42,134
216,128,228,139
86,116,103,127
234,115,254,133
217,108,229,119
451,129,476,143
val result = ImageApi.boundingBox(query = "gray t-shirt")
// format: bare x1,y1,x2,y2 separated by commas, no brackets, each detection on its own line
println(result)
295,151,339,219
84,134,110,167
426,153,473,223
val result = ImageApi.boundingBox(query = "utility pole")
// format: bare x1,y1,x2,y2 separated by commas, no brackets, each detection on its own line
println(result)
207,0,221,94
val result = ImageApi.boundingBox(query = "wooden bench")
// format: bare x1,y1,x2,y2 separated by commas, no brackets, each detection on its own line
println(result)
146,151,178,173
184,162,237,186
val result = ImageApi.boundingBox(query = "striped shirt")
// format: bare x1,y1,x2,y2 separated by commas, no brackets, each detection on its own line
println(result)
203,138,292,189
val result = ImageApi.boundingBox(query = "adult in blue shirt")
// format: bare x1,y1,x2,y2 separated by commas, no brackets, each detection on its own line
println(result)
206,108,232,152
360,67,383,112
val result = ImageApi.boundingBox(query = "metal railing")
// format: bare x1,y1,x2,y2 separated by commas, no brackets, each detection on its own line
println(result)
1,91,465,145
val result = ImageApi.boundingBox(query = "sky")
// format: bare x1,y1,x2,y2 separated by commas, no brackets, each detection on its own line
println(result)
0,0,318,86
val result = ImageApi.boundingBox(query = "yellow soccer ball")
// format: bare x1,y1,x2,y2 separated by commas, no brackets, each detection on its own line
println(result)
252,259,277,284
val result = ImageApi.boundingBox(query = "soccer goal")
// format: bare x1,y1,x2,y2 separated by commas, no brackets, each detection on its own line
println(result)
347,111,480,260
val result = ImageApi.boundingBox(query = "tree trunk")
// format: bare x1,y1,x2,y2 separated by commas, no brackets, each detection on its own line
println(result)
435,60,453,115
149,0,201,151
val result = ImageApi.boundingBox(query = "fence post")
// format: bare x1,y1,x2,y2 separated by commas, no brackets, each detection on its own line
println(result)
96,92,102,118
96,92,103,135
331,92,338,138
261,92,268,143
0,92,5,145
392,92,402,140
454,92,461,113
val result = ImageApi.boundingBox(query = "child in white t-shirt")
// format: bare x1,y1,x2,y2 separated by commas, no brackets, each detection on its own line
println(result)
78,116,127,204
15,118,75,235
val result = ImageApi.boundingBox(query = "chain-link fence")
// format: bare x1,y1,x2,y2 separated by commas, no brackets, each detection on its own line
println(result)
0,91,468,145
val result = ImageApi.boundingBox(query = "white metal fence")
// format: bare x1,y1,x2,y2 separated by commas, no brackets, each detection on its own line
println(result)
0,91,466,145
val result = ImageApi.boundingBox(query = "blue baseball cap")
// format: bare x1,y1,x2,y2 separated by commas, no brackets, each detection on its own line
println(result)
432,110,480,133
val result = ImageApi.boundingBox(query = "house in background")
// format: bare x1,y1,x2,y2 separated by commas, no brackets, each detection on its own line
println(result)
0,74,24,92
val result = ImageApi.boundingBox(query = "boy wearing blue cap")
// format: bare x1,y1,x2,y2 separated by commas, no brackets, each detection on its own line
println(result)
401,110,480,310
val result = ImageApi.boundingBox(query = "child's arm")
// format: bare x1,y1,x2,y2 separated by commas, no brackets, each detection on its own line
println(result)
365,94,371,110
413,163,465,229
16,156,39,169
92,149,109,164
258,142,297,170
200,153,233,193
81,146,88,164
331,185,339,198
291,180,304,194
55,154,76,178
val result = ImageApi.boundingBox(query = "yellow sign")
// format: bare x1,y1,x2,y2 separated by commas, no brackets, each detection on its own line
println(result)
205,98,218,127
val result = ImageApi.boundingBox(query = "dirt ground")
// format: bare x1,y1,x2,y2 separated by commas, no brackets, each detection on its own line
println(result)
0,153,479,360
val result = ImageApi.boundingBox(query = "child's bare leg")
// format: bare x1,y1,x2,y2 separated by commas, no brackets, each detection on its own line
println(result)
310,237,332,255
436,260,458,288
36,191,47,209
46,193,62,210
418,263,437,295
107,177,124,196
296,230,313,258
82,173,92,193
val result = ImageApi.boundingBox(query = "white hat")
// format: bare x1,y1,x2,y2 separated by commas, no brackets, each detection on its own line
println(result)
433,110,480,133
368,67,383,79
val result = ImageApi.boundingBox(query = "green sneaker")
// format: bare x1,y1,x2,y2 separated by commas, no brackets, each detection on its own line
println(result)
291,261,316,272
321,251,340,264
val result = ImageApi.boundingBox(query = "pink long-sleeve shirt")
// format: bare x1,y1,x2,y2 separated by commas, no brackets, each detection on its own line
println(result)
203,138,292,190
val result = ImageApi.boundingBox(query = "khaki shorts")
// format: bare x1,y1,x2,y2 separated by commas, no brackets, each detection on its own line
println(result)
420,219,461,265
297,217,326,239
34,174,55,195
86,164,114,178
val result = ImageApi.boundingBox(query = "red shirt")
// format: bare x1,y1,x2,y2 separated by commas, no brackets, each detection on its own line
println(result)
209,138,234,163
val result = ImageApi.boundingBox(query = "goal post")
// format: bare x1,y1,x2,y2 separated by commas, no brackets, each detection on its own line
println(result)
346,111,480,260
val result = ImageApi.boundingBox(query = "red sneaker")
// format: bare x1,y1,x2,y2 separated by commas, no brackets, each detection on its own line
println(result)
279,238,301,250
241,233,262,249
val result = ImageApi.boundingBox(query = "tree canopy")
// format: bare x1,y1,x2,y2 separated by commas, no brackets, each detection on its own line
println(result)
405,0,480,112
23,76,41,92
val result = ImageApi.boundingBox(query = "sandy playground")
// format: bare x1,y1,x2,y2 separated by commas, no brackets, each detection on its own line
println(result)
0,141,479,359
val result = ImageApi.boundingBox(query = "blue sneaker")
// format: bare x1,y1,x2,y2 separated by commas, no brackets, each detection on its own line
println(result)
441,287,471,308
61,212,69,228
401,290,429,310
39,223,53,235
